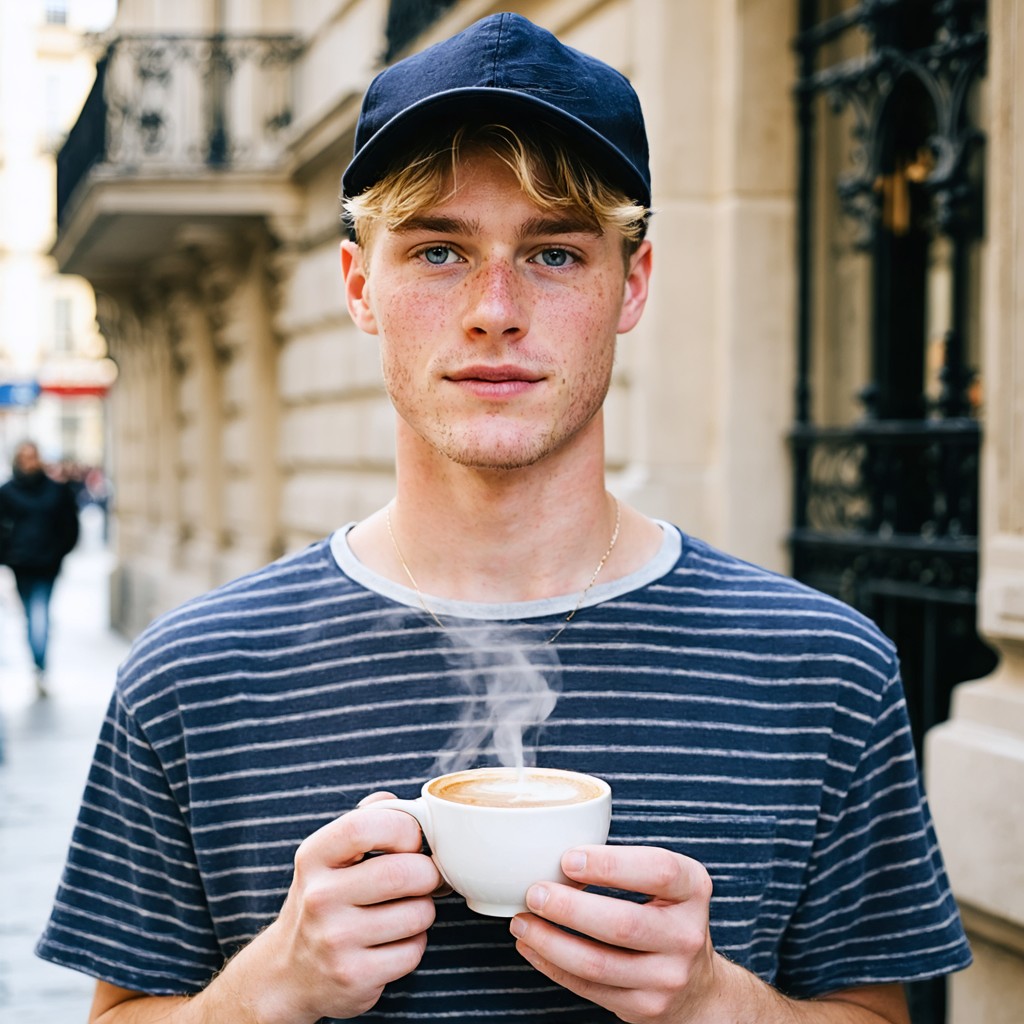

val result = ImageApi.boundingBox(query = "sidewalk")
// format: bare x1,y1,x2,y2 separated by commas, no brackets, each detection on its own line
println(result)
0,506,131,1022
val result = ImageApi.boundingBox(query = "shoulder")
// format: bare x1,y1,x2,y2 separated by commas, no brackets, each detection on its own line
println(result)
115,537,350,714
658,531,899,679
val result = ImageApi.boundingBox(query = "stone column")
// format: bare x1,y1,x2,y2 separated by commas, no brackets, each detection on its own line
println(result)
166,272,225,589
95,285,183,635
629,0,796,572
94,291,136,632
176,223,285,583
924,3,1024,1020
217,226,284,581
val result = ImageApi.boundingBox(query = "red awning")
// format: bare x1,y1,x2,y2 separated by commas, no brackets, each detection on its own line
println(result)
39,382,111,398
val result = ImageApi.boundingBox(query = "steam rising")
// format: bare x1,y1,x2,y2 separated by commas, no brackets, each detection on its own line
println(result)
432,624,562,776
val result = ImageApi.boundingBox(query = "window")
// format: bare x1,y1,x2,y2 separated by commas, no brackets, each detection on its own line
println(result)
45,1,68,25
384,0,459,62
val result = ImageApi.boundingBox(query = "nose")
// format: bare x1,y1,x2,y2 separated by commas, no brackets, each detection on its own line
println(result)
461,259,527,342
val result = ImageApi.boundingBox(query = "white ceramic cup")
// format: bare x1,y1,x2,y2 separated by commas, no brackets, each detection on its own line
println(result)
372,766,612,917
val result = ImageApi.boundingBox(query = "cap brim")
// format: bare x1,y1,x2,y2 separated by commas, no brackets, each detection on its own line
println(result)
341,87,650,208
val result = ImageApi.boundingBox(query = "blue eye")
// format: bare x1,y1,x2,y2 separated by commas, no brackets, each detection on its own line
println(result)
536,249,572,267
423,246,455,264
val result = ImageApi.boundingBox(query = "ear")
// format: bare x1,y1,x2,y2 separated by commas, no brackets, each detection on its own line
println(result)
617,239,653,335
340,239,378,335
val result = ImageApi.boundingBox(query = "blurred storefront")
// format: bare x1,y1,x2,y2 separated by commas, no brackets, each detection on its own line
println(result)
0,0,116,469
49,2,1024,1022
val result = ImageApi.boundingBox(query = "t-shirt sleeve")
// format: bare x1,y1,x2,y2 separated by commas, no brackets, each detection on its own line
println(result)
35,685,224,994
775,667,972,997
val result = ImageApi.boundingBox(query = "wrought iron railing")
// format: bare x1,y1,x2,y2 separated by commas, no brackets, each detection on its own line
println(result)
56,54,108,225
56,33,303,226
790,418,981,605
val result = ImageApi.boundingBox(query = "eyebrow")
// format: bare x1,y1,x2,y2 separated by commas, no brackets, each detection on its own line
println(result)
392,214,603,240
393,215,478,236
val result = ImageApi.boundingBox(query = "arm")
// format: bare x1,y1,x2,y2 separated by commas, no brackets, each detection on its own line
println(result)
57,482,80,557
88,804,442,1023
509,845,910,1024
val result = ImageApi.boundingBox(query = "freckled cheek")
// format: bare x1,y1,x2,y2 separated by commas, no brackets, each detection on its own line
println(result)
542,294,619,362
376,285,437,334
375,290,449,367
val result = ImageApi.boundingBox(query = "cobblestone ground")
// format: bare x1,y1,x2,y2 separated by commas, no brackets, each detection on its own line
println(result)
0,506,130,1022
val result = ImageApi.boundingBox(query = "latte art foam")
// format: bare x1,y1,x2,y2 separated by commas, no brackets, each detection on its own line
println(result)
430,768,603,808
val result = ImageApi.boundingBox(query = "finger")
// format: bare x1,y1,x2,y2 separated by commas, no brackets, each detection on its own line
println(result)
512,909,647,978
562,845,712,906
307,892,436,961
517,886,676,964
352,892,438,945
368,931,431,985
316,929,432,1015
349,851,442,908
299,806,427,870
357,791,399,806
513,936,646,1019
528,884,662,952
513,910,656,987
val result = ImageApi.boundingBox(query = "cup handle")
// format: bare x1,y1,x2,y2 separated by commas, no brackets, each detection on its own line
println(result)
370,798,455,893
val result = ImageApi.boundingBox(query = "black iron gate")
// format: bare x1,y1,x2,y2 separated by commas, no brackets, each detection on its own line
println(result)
791,3,995,1020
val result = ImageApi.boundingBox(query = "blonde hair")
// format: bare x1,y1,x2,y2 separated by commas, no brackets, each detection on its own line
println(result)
344,122,649,257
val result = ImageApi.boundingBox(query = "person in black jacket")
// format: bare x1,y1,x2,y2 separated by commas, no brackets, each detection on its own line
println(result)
0,441,79,694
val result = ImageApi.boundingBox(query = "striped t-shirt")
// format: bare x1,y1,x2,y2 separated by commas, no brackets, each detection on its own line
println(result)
37,523,971,1020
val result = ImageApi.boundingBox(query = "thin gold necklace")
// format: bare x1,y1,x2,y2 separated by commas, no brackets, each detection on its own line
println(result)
385,495,621,644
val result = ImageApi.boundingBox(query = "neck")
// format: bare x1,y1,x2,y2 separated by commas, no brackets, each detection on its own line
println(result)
397,479,617,603
348,416,664,604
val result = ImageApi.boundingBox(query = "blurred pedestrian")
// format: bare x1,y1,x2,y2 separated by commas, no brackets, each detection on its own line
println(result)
0,441,80,696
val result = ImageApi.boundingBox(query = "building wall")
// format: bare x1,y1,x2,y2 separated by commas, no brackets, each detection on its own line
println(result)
925,0,1024,1015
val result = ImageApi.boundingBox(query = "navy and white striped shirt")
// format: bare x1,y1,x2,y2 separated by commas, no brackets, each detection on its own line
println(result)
37,524,971,1019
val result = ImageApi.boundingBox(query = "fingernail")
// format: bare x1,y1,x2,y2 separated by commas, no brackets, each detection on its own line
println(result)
526,885,549,911
509,917,527,938
563,850,586,873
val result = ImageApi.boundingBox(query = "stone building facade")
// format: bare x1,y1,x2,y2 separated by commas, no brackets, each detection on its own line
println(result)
54,0,802,630
51,1,1023,1021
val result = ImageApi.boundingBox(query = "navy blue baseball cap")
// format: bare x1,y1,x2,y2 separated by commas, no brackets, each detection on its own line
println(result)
342,12,651,208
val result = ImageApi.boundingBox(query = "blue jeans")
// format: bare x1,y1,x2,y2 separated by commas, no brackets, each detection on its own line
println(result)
14,572,56,672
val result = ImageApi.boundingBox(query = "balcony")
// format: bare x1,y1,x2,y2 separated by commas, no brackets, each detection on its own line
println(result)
54,33,304,282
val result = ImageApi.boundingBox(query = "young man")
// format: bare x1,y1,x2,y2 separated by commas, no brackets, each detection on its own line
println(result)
38,13,969,1023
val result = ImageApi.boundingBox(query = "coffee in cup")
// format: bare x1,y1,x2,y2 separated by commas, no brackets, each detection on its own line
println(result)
372,766,611,917
429,767,605,808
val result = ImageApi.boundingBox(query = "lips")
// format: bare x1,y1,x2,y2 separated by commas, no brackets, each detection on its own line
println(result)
444,364,546,399
445,364,545,384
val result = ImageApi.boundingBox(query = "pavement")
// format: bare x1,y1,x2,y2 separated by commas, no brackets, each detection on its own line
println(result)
0,505,131,1022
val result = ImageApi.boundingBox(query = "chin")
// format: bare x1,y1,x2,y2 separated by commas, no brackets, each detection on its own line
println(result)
445,449,547,472
435,433,560,472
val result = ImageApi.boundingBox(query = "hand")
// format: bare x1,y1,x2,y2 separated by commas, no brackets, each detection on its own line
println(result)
508,844,721,1024
232,800,442,1022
